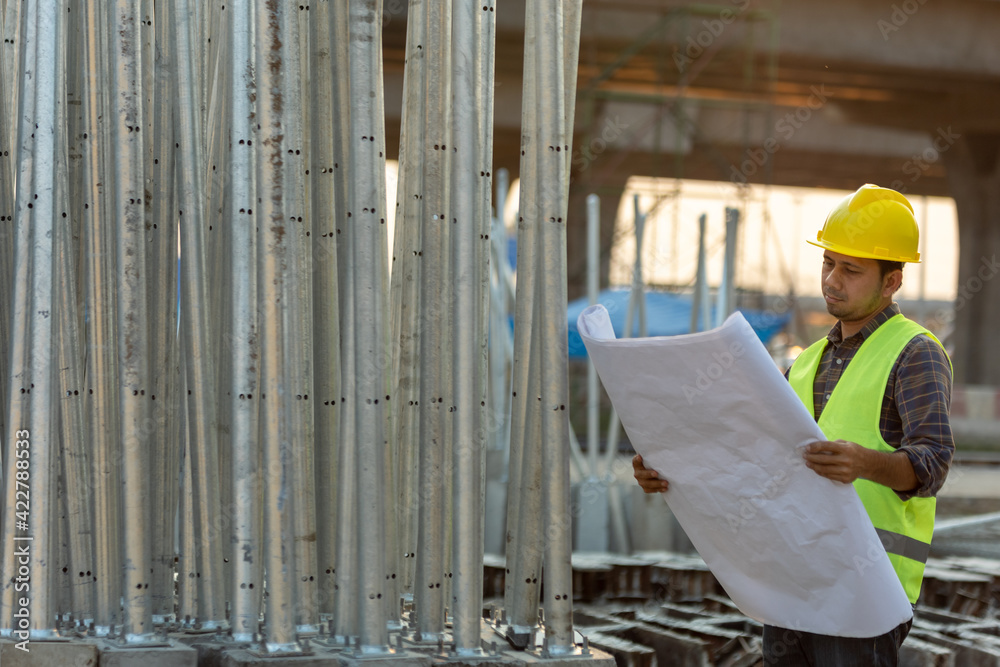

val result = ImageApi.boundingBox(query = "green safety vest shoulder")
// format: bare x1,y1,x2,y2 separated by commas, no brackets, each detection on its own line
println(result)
787,313,949,603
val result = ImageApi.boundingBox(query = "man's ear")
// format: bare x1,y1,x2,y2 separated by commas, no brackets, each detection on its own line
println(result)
882,269,903,297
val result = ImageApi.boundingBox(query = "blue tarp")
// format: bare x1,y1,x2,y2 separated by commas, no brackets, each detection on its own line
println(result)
567,288,790,359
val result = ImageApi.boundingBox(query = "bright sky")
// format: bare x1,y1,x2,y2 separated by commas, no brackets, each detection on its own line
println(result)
384,165,960,302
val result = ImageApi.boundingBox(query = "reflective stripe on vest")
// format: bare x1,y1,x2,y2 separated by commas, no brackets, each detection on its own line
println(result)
787,313,949,603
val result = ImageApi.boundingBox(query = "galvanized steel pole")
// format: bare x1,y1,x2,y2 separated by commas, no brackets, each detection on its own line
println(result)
533,0,575,651
450,0,489,653
309,0,341,624
227,0,261,641
586,194,600,475
332,0,359,645
348,0,391,653
255,0,303,652
173,0,227,632
81,0,121,634
505,3,544,644
390,0,425,605
415,0,451,643
111,0,154,642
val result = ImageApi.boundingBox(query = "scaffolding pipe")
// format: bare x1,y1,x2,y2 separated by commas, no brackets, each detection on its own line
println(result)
279,0,320,635
691,213,709,333
586,194,600,475
415,0,451,642
718,206,740,322
504,0,543,640
147,0,179,626
255,0,302,652
109,0,157,644
332,0,359,644
390,0,426,604
173,0,227,631
489,167,510,457
348,0,391,653
81,0,120,633
533,0,574,651
310,0,341,625
450,0,487,653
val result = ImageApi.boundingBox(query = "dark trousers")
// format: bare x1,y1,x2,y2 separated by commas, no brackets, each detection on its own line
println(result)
762,618,912,666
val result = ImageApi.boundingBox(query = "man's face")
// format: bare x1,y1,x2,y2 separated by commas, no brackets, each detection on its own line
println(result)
821,251,889,321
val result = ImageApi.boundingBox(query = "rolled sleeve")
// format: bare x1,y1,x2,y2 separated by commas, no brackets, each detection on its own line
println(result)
892,335,954,501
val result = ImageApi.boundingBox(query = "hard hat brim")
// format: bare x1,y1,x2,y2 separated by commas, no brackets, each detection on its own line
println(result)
807,238,921,263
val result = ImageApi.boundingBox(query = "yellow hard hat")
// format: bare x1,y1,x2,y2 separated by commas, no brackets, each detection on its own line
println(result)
808,184,921,263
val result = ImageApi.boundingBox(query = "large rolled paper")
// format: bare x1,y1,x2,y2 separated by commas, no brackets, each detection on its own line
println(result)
578,304,913,637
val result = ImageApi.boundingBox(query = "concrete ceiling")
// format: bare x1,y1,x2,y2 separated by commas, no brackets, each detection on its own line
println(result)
380,0,1000,197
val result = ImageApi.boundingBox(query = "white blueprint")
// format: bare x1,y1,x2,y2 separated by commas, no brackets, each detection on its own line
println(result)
578,305,913,637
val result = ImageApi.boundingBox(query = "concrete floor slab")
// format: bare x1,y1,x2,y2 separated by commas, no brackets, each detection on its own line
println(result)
94,638,198,667
0,638,98,667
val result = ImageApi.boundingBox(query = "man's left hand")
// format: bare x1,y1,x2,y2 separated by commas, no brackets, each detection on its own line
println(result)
802,440,870,484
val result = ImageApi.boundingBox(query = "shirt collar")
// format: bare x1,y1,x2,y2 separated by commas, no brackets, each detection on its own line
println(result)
827,302,900,346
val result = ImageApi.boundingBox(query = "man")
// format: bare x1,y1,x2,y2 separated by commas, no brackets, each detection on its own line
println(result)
633,184,954,666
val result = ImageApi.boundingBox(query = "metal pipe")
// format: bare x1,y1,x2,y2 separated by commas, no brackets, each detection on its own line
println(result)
54,123,96,629
8,0,60,638
111,0,153,641
691,213,708,333
173,0,227,631
0,0,37,636
489,168,510,459
82,0,121,634
533,0,574,651
331,0,359,645
347,0,391,652
147,0,179,626
177,373,199,628
450,0,487,652
309,0,340,624
255,0,303,652
278,0,319,636
720,206,740,322
586,194,600,476
389,0,425,604
505,1,542,638
415,0,451,642
227,0,260,640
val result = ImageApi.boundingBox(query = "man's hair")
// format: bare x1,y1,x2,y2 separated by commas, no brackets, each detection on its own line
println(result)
877,259,904,279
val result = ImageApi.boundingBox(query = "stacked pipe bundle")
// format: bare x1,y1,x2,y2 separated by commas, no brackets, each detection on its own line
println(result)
0,0,584,658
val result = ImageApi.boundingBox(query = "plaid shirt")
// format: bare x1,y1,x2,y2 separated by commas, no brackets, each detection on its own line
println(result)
796,303,954,501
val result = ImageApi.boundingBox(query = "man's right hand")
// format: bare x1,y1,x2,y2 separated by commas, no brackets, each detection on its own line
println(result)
632,454,669,494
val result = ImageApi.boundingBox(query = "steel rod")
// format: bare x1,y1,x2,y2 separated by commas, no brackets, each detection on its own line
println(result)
331,0,359,645
586,194,600,476
534,0,574,651
82,0,121,633
255,0,303,652
505,2,543,638
147,0,180,626
389,0,426,605
227,0,260,642
309,0,341,624
414,0,452,642
450,0,488,653
173,0,228,631
348,0,391,652
279,0,320,635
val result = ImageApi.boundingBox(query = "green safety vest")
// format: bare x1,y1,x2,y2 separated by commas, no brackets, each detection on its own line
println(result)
787,313,950,603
